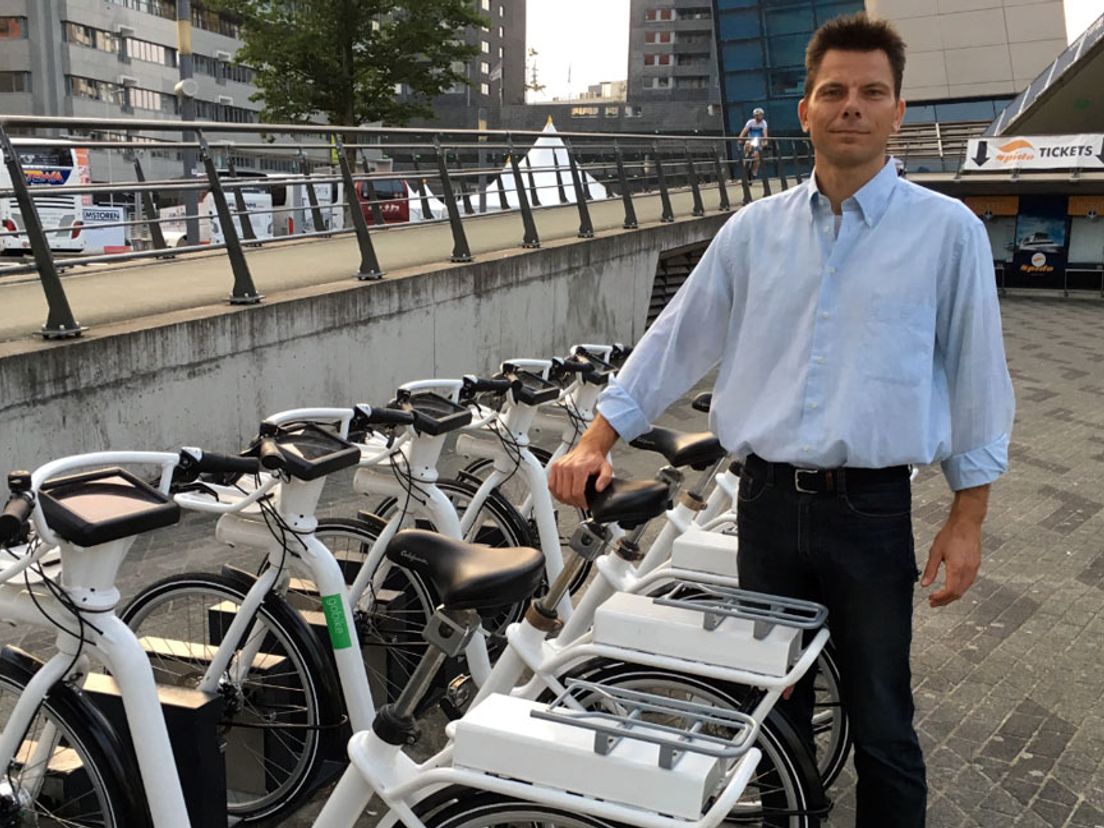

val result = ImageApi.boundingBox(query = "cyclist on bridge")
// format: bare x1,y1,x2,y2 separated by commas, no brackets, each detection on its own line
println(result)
739,107,769,177
550,13,1014,827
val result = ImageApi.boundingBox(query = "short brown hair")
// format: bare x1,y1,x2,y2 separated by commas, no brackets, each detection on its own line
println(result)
804,13,906,99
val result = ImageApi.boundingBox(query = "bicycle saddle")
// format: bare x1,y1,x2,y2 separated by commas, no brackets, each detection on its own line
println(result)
585,477,671,529
629,426,725,470
385,530,544,611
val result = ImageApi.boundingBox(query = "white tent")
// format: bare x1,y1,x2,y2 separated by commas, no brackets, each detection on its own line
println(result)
407,182,449,222
478,118,609,211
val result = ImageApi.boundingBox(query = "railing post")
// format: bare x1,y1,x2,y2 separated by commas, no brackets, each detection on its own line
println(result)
524,154,542,207
406,152,436,222
774,142,788,191
434,137,474,262
684,142,705,217
614,141,638,229
226,157,257,242
653,142,674,222
495,158,510,210
791,140,805,185
712,147,731,211
132,153,168,251
335,136,383,279
735,142,753,205
565,138,594,239
197,129,261,304
453,149,475,215
363,176,385,225
552,148,569,204
298,151,328,235
508,136,540,248
760,150,772,197
0,125,82,337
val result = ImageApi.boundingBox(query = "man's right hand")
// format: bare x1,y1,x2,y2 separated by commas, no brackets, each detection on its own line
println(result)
548,415,619,509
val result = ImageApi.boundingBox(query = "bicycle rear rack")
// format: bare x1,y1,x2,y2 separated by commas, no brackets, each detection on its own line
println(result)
531,679,756,769
653,582,827,639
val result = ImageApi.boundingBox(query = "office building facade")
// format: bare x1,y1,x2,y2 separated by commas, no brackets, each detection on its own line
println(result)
711,0,1066,137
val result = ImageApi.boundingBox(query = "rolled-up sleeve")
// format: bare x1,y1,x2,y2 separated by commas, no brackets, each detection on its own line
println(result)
937,216,1015,491
597,217,740,442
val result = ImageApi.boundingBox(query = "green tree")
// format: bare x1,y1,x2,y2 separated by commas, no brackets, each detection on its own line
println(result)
208,0,486,127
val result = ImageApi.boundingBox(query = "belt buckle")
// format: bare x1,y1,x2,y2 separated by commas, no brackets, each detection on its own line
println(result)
794,468,819,494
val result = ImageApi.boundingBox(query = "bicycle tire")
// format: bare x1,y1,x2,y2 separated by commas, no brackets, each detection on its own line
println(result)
561,660,826,828
120,570,343,824
0,646,151,827
813,642,850,789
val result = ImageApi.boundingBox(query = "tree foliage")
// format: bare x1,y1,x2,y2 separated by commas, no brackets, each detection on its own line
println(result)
207,0,486,126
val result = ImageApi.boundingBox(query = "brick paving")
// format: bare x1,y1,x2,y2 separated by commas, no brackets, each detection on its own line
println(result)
2,293,1104,826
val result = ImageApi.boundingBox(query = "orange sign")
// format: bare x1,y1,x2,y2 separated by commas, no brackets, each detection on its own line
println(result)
964,196,1019,217
1068,195,1104,216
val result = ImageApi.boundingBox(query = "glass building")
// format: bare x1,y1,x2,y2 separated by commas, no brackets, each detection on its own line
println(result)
711,0,864,136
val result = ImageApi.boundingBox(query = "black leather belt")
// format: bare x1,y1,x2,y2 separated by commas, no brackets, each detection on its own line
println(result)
743,454,909,495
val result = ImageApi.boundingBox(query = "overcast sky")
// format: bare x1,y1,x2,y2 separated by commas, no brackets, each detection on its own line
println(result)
525,0,1104,102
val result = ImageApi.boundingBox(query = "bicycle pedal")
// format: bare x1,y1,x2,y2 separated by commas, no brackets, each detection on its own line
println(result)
439,673,476,720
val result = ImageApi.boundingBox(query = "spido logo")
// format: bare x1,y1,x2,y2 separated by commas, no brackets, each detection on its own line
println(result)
1031,252,1046,267
996,139,1034,163
1021,251,1054,274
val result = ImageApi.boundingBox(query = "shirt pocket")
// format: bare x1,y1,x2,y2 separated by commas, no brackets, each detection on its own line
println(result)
862,299,936,386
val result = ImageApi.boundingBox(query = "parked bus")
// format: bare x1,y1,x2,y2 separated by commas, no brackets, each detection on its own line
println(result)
159,171,275,247
0,139,85,254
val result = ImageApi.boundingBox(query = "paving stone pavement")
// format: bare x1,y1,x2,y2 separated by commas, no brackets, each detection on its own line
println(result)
2,293,1103,826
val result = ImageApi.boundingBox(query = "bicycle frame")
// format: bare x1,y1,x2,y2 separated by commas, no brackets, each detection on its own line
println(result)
0,451,196,828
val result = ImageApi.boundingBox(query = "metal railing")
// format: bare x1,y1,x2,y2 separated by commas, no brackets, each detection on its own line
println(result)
0,115,814,339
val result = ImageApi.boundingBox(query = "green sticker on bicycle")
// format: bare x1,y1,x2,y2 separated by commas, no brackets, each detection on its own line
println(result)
320,594,353,650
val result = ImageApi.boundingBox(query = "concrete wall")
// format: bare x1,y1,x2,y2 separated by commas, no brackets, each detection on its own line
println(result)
0,216,728,471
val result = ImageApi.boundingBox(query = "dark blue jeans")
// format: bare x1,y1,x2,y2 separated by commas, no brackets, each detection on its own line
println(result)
736,466,927,827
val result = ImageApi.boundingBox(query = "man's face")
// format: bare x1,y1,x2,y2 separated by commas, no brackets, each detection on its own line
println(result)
798,49,905,169
754,113,763,122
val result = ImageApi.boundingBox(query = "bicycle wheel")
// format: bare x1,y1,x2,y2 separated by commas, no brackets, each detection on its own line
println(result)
563,661,825,828
306,517,436,707
813,643,850,789
373,477,535,637
415,788,628,828
0,649,149,827
120,571,342,824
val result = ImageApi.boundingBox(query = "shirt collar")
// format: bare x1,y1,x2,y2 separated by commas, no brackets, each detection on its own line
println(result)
806,156,899,227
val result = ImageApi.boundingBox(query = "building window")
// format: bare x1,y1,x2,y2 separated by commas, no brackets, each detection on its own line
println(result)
64,22,117,54
499,4,504,15
0,71,30,93
676,52,711,66
676,76,709,89
680,7,711,20
481,61,490,74
769,67,805,97
498,46,503,58
67,75,126,106
128,85,177,114
644,9,676,22
571,106,599,117
646,77,672,89
481,0,490,9
644,53,672,66
191,7,242,38
195,99,257,123
644,31,673,44
480,82,490,95
105,0,174,19
0,17,26,38
128,37,176,67
624,105,642,117
498,26,503,38
481,40,489,53
604,106,620,117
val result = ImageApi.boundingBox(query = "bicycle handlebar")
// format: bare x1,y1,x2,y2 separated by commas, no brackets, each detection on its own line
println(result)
461,374,513,398
0,493,33,546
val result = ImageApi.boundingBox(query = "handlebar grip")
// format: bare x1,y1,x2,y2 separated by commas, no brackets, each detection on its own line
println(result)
355,405,416,428
462,375,513,397
191,452,263,476
258,437,285,471
0,494,33,546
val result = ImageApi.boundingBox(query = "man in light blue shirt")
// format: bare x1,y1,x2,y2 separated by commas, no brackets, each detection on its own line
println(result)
550,13,1013,826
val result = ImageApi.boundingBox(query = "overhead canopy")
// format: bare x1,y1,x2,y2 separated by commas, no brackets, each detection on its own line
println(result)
988,12,1104,136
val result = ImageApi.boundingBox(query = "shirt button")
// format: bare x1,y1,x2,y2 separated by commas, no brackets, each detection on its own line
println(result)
809,402,818,410
826,267,836,274
820,312,830,319
802,446,811,453
814,355,825,364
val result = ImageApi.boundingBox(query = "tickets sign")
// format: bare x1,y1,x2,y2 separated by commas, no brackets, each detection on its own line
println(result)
964,134,1104,171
